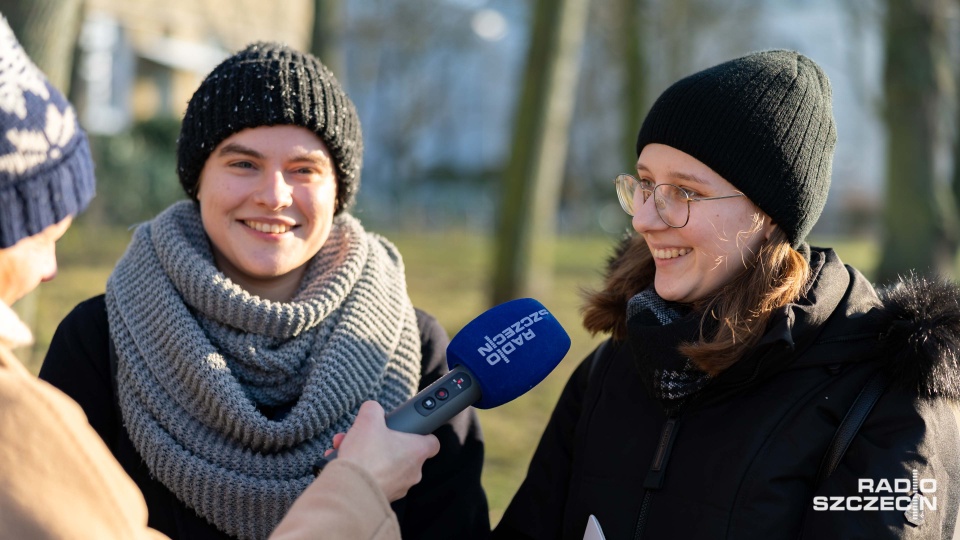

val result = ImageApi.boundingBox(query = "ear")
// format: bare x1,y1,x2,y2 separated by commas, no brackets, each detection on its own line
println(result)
763,219,778,242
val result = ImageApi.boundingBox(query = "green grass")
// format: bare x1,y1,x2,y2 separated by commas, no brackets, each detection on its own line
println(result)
13,224,877,527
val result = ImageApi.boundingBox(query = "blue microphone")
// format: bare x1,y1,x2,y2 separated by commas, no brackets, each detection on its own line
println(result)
384,297,571,433
315,298,570,469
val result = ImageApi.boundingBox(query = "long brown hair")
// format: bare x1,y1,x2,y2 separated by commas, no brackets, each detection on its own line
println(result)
581,228,809,376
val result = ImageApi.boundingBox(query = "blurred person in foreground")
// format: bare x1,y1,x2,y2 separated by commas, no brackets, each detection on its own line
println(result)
493,50,960,539
0,16,439,540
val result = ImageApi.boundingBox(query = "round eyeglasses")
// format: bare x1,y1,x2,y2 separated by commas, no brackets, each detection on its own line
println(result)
614,173,745,228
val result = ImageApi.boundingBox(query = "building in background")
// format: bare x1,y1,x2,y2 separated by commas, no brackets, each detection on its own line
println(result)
75,0,312,133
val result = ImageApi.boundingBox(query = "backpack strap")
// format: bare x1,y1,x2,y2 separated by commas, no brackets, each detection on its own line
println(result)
815,370,889,486
588,338,615,382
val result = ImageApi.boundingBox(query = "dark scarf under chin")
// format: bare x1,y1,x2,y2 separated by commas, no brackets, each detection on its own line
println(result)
626,288,711,413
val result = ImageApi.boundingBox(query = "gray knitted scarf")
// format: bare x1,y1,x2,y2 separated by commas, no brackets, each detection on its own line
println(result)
105,201,422,540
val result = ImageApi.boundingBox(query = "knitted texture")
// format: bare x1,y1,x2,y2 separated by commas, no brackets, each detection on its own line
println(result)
0,17,94,248
176,42,362,214
627,288,710,412
636,50,836,248
105,201,421,540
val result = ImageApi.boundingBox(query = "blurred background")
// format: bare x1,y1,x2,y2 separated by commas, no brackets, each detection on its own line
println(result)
3,0,960,525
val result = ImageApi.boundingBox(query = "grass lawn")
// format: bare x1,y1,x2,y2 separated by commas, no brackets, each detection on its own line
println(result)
13,222,876,526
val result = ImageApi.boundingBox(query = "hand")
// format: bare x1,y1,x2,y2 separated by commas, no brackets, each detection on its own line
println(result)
330,400,440,501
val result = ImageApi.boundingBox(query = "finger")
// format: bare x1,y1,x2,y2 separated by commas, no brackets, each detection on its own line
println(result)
331,433,346,449
357,400,386,422
423,434,441,458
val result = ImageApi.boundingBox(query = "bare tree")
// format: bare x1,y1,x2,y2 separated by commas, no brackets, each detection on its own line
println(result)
311,0,345,81
0,0,83,93
491,0,591,304
950,1,960,274
618,0,646,172
875,0,956,283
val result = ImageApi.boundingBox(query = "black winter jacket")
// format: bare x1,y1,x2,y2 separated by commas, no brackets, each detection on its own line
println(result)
40,296,490,540
494,247,960,539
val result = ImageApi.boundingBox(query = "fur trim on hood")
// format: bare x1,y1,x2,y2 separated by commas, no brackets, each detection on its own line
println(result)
581,235,652,341
877,275,960,400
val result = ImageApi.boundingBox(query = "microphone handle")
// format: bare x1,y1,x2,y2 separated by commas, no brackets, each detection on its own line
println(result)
315,366,482,469
385,366,482,434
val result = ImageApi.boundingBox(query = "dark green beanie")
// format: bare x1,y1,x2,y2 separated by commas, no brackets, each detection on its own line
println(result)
636,50,836,248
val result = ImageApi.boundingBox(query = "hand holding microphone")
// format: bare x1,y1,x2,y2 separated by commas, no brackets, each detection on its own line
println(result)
383,297,571,433
326,401,440,502
316,298,571,469
272,403,439,538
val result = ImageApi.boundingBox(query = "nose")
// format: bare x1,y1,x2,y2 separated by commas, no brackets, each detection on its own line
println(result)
632,189,666,234
40,266,58,282
40,247,58,283
254,169,294,210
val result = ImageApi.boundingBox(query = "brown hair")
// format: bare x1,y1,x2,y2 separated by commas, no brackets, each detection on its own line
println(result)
581,228,809,376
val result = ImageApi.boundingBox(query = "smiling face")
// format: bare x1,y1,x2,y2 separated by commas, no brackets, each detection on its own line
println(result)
196,125,338,301
0,216,72,306
632,144,775,304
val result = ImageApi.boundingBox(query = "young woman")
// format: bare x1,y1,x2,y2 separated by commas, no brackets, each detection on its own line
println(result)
39,42,488,540
494,50,960,539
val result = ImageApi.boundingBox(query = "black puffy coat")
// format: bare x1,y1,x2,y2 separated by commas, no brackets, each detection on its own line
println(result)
495,247,960,539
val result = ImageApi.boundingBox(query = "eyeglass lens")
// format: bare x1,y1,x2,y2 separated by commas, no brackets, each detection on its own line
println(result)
615,175,690,227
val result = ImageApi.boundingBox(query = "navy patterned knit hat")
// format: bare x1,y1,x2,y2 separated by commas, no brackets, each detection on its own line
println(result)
0,17,95,249
636,50,837,249
177,42,363,214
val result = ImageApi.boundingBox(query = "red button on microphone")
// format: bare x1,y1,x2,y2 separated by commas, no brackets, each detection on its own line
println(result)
436,388,450,401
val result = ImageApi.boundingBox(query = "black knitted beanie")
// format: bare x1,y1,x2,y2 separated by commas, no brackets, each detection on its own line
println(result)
636,50,836,248
177,42,362,214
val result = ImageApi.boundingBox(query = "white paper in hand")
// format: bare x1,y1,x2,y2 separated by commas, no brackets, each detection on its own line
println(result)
583,514,606,540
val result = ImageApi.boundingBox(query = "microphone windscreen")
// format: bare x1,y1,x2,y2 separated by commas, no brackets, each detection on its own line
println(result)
447,298,570,409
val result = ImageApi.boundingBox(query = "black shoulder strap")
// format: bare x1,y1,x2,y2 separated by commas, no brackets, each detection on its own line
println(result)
815,370,889,486
588,339,613,382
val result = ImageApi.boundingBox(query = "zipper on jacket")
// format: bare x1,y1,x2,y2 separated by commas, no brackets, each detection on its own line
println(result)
644,418,679,489
633,492,653,540
634,416,681,539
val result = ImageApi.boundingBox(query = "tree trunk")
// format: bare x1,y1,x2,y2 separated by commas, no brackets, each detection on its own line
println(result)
0,0,83,94
875,0,955,283
620,0,646,171
491,0,591,305
310,0,346,82
951,17,960,276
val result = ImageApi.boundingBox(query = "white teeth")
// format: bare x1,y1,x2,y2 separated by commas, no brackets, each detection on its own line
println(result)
244,220,292,234
653,248,690,259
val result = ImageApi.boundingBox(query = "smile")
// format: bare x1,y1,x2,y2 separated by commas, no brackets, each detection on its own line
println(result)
243,220,294,234
652,248,690,260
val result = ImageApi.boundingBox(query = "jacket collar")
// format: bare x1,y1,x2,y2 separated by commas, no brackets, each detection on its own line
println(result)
675,248,859,402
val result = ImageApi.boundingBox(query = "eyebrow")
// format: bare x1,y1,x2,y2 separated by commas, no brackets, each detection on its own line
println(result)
636,163,709,185
217,143,264,160
217,143,331,165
